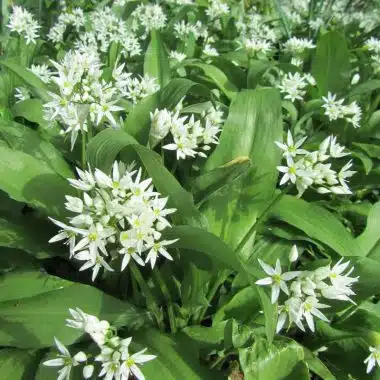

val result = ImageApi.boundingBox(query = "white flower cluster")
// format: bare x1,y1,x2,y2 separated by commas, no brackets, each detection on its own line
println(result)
277,72,316,102
366,37,380,75
44,50,125,148
150,105,223,159
89,7,141,57
243,38,272,57
47,8,85,43
44,308,156,380
283,37,315,67
7,6,40,45
131,4,167,33
237,12,278,44
322,92,362,128
49,161,177,281
169,51,187,62
173,20,208,40
256,249,359,333
29,64,52,83
205,0,229,20
276,131,355,197
116,73,160,105
203,43,219,58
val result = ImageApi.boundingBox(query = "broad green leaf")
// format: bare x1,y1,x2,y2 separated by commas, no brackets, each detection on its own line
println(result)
0,348,38,380
0,270,72,302
0,281,149,348
211,57,247,89
0,145,73,217
185,62,238,100
353,142,380,158
239,337,304,380
268,195,358,257
11,99,45,125
349,80,380,96
123,92,160,144
356,202,380,258
285,361,309,379
160,78,210,110
311,31,351,95
144,31,171,88
247,60,272,88
163,225,241,270
202,88,282,252
0,217,63,259
0,120,73,179
192,156,250,204
0,58,50,101
182,322,226,348
87,129,203,226
133,329,220,380
303,347,336,380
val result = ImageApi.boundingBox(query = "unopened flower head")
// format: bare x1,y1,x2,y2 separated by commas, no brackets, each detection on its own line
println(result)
49,162,177,280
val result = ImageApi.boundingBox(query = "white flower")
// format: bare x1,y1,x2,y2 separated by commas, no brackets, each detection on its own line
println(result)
150,108,172,146
300,296,330,332
244,38,272,56
14,87,30,103
291,57,303,67
145,239,178,269
277,156,310,186
329,136,350,158
351,73,360,85
275,130,307,158
364,346,380,373
120,348,157,380
366,37,380,54
322,92,345,120
205,0,229,19
43,338,86,380
277,72,309,102
29,64,52,83
132,4,167,32
255,259,300,303
203,44,219,57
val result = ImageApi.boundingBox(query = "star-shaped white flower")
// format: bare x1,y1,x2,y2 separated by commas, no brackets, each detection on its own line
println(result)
255,259,301,303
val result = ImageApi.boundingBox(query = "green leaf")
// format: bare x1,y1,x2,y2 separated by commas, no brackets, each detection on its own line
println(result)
303,347,336,380
0,348,38,380
356,202,380,258
133,329,220,380
0,281,149,348
123,92,160,145
160,78,210,111
285,361,310,379
185,62,238,100
0,217,63,259
311,31,351,95
192,156,251,204
144,31,171,88
11,99,45,125
202,88,282,252
0,120,73,179
0,270,72,302
268,195,358,257
353,142,380,158
0,58,50,101
87,129,203,226
256,287,277,345
239,337,304,380
163,225,241,270
247,60,271,88
349,79,380,96
0,145,73,217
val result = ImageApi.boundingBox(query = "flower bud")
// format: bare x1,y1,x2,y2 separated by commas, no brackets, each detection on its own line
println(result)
289,245,299,262
83,365,94,379
351,73,360,85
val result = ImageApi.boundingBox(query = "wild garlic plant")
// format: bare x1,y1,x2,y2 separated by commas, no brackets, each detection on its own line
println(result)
49,161,177,281
256,246,358,333
276,131,355,197
44,308,156,380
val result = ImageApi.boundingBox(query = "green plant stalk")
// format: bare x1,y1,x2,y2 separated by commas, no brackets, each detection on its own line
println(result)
152,269,177,333
129,261,165,331
82,132,87,169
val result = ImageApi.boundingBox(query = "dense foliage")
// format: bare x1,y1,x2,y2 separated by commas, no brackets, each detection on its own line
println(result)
1,0,380,379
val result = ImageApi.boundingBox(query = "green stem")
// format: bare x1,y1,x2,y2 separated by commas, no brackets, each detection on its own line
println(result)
235,189,287,255
81,132,87,169
193,269,231,324
152,269,177,333
129,262,165,331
